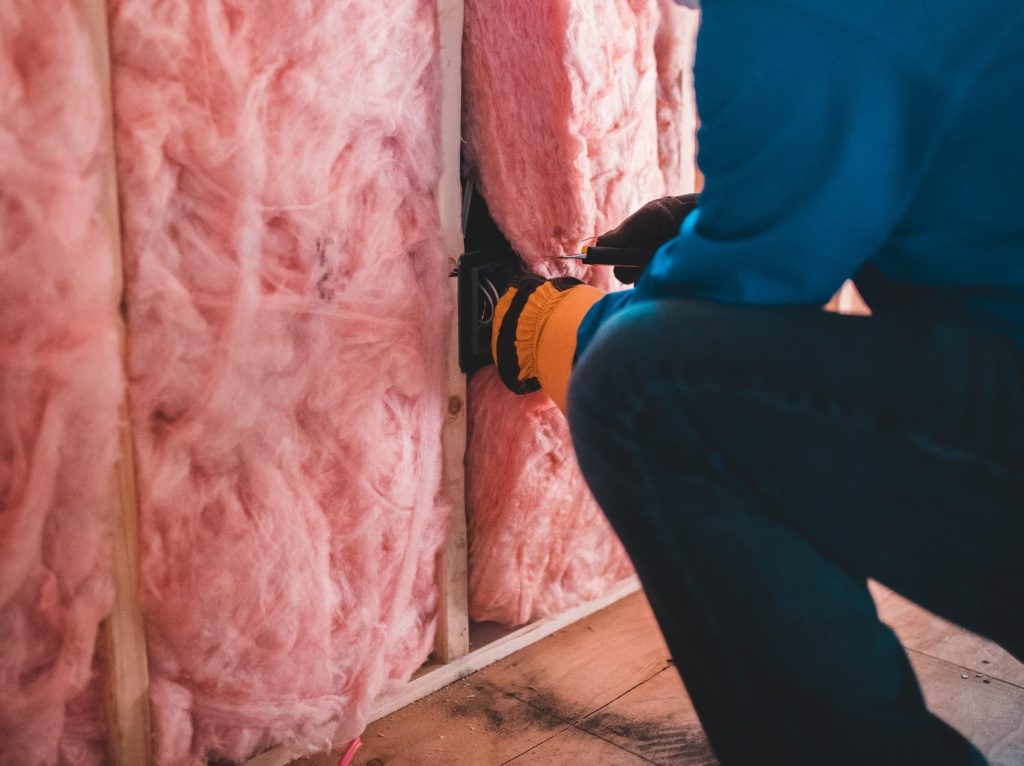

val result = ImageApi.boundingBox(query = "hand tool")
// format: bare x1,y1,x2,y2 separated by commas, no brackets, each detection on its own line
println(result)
554,244,654,268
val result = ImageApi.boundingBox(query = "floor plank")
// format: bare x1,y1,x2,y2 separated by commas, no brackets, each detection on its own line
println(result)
578,667,717,766
879,593,1024,688
294,592,669,766
344,676,568,766
291,587,1024,766
472,591,672,723
908,650,1024,766
502,725,651,765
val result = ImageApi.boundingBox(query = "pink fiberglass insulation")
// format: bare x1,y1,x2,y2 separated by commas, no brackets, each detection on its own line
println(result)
467,372,634,626
109,1,449,762
464,0,699,625
0,2,123,764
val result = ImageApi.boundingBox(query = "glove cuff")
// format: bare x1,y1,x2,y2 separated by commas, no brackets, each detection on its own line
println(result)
494,276,582,395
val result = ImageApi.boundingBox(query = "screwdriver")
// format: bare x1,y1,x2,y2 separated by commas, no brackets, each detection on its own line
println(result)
554,244,653,268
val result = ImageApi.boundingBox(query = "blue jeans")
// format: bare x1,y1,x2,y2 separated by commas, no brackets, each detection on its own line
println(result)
568,300,1024,766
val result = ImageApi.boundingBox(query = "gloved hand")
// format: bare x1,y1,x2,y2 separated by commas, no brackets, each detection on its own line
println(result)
491,275,605,412
597,193,699,284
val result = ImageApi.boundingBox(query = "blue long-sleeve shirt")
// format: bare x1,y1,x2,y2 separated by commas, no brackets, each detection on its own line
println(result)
578,0,1024,355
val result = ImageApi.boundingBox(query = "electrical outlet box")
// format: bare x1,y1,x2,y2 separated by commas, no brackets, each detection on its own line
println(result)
456,247,522,373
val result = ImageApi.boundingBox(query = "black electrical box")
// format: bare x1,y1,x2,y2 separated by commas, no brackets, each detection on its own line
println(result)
456,248,521,373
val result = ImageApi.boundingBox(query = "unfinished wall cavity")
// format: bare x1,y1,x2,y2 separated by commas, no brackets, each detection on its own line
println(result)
0,2,122,763
463,0,699,625
2,0,699,760
108,0,450,761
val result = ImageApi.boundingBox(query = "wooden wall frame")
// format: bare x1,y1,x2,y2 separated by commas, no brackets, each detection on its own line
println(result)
82,0,155,763
433,0,472,666
91,0,645,763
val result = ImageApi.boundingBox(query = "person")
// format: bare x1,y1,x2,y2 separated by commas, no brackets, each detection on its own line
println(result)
490,0,1024,763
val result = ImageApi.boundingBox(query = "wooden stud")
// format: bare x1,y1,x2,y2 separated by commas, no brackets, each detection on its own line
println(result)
103,428,153,766
434,0,471,665
80,1,154,764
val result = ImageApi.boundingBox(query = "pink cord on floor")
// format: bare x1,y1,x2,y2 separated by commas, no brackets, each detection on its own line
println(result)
337,738,362,766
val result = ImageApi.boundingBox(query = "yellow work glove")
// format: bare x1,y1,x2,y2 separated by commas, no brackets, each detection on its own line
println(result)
491,276,605,412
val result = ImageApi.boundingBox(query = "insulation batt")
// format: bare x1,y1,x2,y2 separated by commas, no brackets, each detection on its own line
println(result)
108,1,450,762
464,0,699,625
0,2,122,764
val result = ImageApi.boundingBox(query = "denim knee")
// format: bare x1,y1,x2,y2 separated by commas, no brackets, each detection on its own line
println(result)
567,301,667,428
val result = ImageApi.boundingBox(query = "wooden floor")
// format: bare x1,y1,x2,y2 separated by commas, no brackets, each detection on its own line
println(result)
295,584,1024,766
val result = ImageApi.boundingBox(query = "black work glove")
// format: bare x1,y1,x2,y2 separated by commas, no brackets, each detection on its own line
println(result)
596,193,700,284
